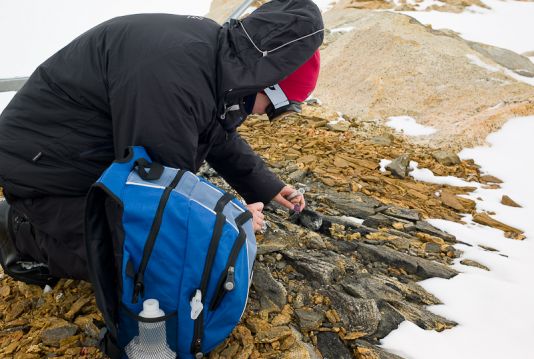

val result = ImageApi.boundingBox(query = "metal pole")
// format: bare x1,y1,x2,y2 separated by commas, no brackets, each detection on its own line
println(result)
0,77,28,93
0,0,262,93
225,0,258,23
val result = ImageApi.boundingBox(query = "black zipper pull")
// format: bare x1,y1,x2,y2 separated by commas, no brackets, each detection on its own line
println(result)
132,274,144,304
224,266,235,291
193,338,203,359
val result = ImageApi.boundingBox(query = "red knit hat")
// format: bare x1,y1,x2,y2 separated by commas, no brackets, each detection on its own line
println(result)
263,50,321,120
279,50,321,102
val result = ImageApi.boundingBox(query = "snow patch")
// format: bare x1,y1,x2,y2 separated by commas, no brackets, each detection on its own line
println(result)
339,216,365,226
467,54,534,87
401,0,534,54
312,0,340,12
0,92,16,113
379,159,391,173
466,54,499,72
409,161,474,187
386,116,437,136
330,26,355,33
382,116,534,359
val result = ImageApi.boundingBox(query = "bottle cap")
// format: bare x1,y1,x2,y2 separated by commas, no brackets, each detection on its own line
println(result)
140,299,165,318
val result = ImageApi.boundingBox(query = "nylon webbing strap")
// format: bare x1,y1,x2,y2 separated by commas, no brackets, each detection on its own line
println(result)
191,192,235,357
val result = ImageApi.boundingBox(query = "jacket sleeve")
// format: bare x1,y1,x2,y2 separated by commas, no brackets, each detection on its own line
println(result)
109,54,199,171
206,127,285,204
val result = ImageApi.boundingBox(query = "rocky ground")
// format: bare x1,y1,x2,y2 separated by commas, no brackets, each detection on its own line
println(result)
0,104,525,358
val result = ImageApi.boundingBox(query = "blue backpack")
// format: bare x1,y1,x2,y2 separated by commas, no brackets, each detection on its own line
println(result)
85,146,257,358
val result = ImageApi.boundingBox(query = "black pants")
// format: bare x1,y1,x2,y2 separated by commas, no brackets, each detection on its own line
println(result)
5,193,89,280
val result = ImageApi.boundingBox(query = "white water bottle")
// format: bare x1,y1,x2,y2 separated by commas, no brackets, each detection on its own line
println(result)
125,299,176,359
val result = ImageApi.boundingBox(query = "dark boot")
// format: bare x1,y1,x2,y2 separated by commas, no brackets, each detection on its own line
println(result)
0,199,57,286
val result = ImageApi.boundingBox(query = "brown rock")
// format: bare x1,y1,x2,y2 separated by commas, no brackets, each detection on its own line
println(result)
473,212,525,240
501,195,521,208
41,319,78,347
432,150,461,166
480,175,503,183
65,296,92,320
255,326,293,344
440,191,466,212
460,259,490,271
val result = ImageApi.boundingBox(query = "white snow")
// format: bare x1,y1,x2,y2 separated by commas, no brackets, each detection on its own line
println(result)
409,161,474,187
330,26,355,33
386,116,437,136
382,116,534,359
0,0,214,78
467,53,534,86
0,92,16,114
466,53,500,72
328,116,348,125
401,0,534,54
380,158,477,187
312,0,340,12
339,216,365,225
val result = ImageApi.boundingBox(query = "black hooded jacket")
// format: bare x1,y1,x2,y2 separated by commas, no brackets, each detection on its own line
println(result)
0,0,323,204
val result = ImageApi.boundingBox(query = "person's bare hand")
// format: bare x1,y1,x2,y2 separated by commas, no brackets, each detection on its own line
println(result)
273,185,306,212
246,202,265,233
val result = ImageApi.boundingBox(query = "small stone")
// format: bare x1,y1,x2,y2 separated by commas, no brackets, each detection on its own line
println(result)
370,134,394,146
288,169,307,183
325,309,340,324
305,232,327,250
440,191,466,212
423,242,441,253
478,244,498,252
460,259,490,271
65,295,92,320
295,308,324,331
326,119,350,132
479,174,503,183
501,195,521,208
317,332,353,359
41,319,78,347
255,326,293,343
245,317,271,334
386,154,411,178
0,285,11,297
298,209,323,231
271,312,292,326
432,150,461,166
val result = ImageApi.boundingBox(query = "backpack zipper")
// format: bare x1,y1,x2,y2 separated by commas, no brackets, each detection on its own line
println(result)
209,211,252,311
131,169,186,304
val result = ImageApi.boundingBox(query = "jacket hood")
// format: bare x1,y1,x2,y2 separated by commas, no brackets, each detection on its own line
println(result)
216,0,324,113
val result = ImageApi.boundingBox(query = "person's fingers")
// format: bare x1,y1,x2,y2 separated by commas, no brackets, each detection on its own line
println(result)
246,202,264,213
274,193,295,210
256,221,264,233
257,212,265,221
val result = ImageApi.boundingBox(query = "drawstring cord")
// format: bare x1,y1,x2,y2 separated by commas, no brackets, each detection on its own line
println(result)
239,20,323,57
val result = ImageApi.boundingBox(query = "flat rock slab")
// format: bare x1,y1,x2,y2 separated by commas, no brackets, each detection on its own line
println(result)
283,250,343,285
252,263,287,309
473,212,525,240
327,291,381,335
381,206,420,222
354,242,458,280
40,319,78,347
317,332,353,359
295,308,325,331
413,220,456,243
460,259,490,271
